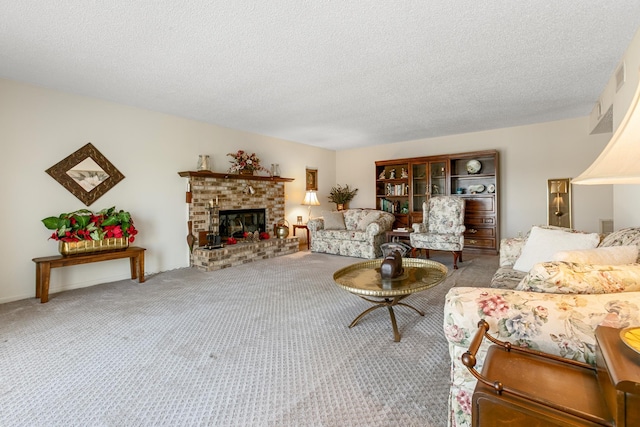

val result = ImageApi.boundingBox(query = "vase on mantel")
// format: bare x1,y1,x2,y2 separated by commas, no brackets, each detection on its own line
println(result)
239,169,254,176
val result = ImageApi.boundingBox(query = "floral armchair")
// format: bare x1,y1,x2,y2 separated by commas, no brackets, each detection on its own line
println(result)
410,196,465,268
443,226,640,427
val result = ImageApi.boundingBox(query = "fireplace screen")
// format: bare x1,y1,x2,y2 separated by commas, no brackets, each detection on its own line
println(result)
219,209,266,239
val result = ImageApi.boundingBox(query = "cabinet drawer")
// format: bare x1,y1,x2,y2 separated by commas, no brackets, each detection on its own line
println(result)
465,238,496,249
394,216,409,228
464,197,495,214
464,227,495,238
410,213,423,226
466,216,496,226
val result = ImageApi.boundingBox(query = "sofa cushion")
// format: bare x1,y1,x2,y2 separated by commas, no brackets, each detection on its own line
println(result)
356,210,382,230
342,209,366,230
512,226,600,272
322,211,346,230
490,266,526,289
515,261,640,294
599,228,640,260
552,245,639,265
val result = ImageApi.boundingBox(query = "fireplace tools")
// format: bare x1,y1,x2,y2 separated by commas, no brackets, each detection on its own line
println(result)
206,201,223,249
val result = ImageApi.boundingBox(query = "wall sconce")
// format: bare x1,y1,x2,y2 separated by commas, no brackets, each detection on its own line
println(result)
301,191,320,222
547,178,571,228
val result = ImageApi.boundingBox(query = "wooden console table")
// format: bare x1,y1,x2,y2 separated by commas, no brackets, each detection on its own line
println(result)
32,247,146,303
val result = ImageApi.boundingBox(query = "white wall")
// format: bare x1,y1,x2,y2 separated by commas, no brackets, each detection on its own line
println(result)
336,117,613,239
0,78,336,303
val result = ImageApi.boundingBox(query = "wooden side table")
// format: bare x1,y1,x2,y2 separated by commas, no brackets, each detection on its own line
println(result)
32,247,146,303
464,320,616,426
293,224,310,249
596,326,640,426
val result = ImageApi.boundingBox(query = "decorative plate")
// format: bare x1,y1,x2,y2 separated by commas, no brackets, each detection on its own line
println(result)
466,159,482,174
468,184,485,194
487,184,495,193
620,327,640,354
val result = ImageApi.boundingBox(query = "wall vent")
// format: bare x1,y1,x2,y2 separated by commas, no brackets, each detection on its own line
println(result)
590,105,613,135
616,62,626,92
600,219,614,235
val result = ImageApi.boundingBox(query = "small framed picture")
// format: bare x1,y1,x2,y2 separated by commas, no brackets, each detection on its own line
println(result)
306,168,318,191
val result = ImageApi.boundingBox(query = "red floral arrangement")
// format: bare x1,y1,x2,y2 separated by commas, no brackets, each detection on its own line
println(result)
227,150,271,174
42,207,138,243
226,237,237,245
259,232,270,240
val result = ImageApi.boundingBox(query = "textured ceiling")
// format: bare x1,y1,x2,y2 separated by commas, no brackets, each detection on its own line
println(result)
1,1,640,151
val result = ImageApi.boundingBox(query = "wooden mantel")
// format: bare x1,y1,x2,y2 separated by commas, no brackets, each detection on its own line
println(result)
178,171,294,182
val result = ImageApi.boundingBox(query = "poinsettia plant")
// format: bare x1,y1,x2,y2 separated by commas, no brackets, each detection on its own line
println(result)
42,206,138,243
227,150,271,174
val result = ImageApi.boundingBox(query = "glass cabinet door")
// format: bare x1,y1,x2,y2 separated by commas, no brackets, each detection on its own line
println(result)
430,161,447,196
412,163,427,213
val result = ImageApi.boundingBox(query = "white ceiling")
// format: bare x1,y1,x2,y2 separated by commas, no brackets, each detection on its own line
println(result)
1,2,640,151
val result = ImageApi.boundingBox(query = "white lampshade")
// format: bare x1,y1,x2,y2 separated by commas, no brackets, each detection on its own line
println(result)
302,191,320,221
573,70,640,185
302,191,320,206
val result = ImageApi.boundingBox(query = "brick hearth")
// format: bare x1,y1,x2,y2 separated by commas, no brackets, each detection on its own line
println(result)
179,171,297,271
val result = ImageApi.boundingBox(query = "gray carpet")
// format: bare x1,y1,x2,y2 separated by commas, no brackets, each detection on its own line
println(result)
0,251,497,426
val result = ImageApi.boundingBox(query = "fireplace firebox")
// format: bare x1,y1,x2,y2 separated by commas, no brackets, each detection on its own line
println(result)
219,209,266,239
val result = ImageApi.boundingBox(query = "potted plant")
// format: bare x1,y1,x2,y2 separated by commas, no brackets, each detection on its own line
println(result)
328,184,358,210
42,206,138,255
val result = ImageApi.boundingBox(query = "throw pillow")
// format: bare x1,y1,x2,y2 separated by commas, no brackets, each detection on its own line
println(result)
516,261,640,294
512,226,600,272
552,245,638,265
322,211,346,230
356,211,382,231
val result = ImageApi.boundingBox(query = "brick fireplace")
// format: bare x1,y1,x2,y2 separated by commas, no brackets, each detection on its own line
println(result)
179,171,298,271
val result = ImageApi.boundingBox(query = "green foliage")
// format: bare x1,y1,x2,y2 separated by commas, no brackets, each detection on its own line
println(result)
328,184,358,204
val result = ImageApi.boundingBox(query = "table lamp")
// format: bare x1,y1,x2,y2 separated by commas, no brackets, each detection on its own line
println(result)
302,191,320,222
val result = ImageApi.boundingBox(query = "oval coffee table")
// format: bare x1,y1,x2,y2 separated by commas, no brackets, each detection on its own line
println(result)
333,258,447,342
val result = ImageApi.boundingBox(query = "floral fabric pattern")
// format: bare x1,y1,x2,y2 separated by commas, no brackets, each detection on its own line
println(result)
444,286,640,427
600,228,640,261
308,209,395,259
516,261,640,294
446,226,640,427
490,266,525,289
409,196,465,252
499,237,525,267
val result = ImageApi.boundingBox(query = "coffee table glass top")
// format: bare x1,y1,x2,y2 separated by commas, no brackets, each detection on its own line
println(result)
333,258,447,297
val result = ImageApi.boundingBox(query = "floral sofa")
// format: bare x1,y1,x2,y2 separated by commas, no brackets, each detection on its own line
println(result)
443,226,640,427
307,209,395,259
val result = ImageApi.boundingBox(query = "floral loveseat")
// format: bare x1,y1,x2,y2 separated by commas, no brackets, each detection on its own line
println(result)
307,209,395,259
443,226,640,427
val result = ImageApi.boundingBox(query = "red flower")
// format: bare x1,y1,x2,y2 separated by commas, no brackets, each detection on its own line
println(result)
42,207,138,243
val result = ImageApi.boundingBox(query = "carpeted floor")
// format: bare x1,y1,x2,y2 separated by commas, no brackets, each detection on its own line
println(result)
0,251,497,426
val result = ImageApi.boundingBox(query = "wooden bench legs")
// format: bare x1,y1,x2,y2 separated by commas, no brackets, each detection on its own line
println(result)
33,247,146,303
